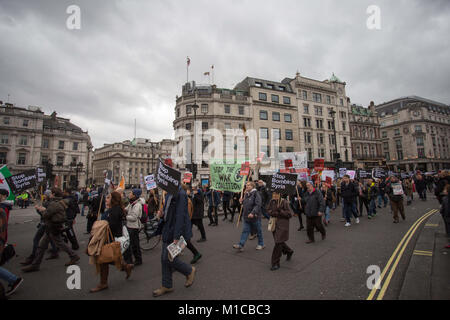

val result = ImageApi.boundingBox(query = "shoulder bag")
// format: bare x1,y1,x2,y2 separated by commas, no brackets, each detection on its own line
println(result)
97,226,122,264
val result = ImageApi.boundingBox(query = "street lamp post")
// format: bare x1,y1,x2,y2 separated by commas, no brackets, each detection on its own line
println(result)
70,161,84,190
192,102,199,181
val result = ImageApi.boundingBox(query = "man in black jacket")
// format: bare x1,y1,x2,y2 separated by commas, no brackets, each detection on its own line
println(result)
62,188,80,250
415,174,427,201
192,185,206,242
386,176,405,223
304,182,326,243
341,175,359,227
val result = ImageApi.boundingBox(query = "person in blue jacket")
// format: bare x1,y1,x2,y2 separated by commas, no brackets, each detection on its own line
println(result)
205,186,220,226
153,186,196,297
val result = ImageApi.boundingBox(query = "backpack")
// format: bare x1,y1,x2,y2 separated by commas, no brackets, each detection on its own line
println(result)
140,203,149,224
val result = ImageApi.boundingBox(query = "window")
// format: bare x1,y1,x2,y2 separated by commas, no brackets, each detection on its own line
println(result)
285,129,293,140
303,118,311,128
342,122,346,131
283,96,291,105
316,119,323,129
340,98,344,106
19,136,27,145
201,104,208,113
340,112,347,119
272,128,281,140
307,148,313,160
343,137,347,146
224,123,231,130
260,145,270,158
42,138,49,149
267,84,274,89
305,132,312,144
238,106,244,115
260,128,269,139
279,86,286,91
59,140,65,149
393,119,398,124
260,110,268,120
326,95,331,104
255,82,262,88
303,104,309,114
284,114,292,122
329,134,335,145
185,123,191,130
224,105,231,114
202,122,208,130
385,152,390,161
186,105,192,115
382,131,387,138
318,149,325,158
416,136,424,147
286,147,294,152
394,129,400,136
271,95,279,103
272,112,280,121
0,152,6,165
415,125,422,132
383,142,389,150
176,108,180,118
314,106,323,116
328,121,335,130
73,142,79,150
317,133,324,144
18,152,26,165
3,117,9,125
259,92,267,101
23,119,29,127
279,146,283,153
302,90,308,100
202,140,208,152
0,134,8,144
312,93,322,103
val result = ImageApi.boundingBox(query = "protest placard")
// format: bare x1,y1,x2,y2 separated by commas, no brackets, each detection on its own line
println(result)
36,167,46,183
314,159,324,172
144,174,157,190
321,170,335,181
279,151,308,172
339,168,347,178
6,169,37,194
183,172,193,184
270,173,297,195
156,159,181,195
372,168,386,179
0,165,15,201
347,170,356,180
210,161,245,192
358,170,369,178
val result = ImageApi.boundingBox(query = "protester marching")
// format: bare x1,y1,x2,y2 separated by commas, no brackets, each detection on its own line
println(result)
0,156,449,300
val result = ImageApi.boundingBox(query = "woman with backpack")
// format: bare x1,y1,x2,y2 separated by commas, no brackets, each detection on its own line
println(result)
123,189,144,266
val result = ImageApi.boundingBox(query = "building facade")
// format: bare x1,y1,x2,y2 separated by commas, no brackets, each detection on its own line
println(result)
349,102,384,169
0,102,93,189
92,138,176,186
376,96,450,172
173,71,354,177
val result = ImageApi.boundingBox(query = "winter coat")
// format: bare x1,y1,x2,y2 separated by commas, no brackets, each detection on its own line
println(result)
161,188,192,243
440,196,450,219
403,180,413,196
415,179,426,192
368,183,378,201
242,189,262,222
267,199,292,243
101,205,124,238
340,182,357,204
192,191,204,220
222,191,232,202
63,195,80,220
385,182,404,202
257,185,270,208
206,190,220,207
125,197,144,229
322,189,333,208
359,184,369,200
147,195,159,216
304,189,326,218
42,197,68,230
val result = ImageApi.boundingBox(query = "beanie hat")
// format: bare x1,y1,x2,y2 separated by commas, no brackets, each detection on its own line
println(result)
132,188,142,198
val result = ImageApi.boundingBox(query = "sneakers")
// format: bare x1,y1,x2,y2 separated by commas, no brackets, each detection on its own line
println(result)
65,255,80,266
185,266,196,287
190,253,202,264
153,286,174,297
256,245,265,250
233,244,244,252
356,218,360,224
5,278,23,297
344,222,351,227
270,264,280,271
368,215,372,220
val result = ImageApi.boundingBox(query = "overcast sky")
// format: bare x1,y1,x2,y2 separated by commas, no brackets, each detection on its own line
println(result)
1,0,449,149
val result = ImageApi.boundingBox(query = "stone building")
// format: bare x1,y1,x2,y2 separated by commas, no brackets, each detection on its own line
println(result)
92,138,176,186
0,102,92,189
349,102,384,169
376,96,450,172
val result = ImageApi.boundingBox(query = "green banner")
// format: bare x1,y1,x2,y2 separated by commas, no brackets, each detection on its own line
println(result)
210,161,246,192
0,165,15,201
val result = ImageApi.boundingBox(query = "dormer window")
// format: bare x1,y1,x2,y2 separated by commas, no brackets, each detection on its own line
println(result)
266,84,274,89
255,82,262,87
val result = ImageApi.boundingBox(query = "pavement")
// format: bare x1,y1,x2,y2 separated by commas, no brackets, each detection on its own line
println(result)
2,196,449,300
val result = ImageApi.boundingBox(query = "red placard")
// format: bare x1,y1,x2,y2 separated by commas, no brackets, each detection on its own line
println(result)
284,159,293,168
314,159,324,172
164,158,173,168
183,172,192,183
240,162,250,176
326,176,332,185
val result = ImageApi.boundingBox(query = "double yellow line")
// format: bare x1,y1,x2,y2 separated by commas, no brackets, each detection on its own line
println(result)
366,208,438,300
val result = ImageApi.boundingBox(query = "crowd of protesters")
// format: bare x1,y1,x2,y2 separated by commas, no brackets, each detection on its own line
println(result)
1,169,450,299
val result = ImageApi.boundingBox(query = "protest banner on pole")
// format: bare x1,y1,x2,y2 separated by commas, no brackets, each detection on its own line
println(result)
144,174,157,190
270,173,297,195
156,159,181,195
279,151,308,173
347,170,356,180
36,167,46,183
5,169,38,195
372,168,386,179
0,165,15,201
182,172,193,184
314,159,325,172
321,170,335,182
358,169,370,179
210,161,245,193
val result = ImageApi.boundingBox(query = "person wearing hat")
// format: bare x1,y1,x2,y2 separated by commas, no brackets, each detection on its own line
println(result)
123,188,144,266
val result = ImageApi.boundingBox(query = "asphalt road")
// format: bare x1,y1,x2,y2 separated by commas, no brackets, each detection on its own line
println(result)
3,196,442,300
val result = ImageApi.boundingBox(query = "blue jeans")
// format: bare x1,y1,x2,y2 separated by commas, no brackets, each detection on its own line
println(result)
0,266,18,286
352,202,358,217
377,194,388,207
343,202,357,223
369,199,376,216
239,220,264,247
261,207,270,220
325,206,331,222
81,204,86,216
161,242,193,289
